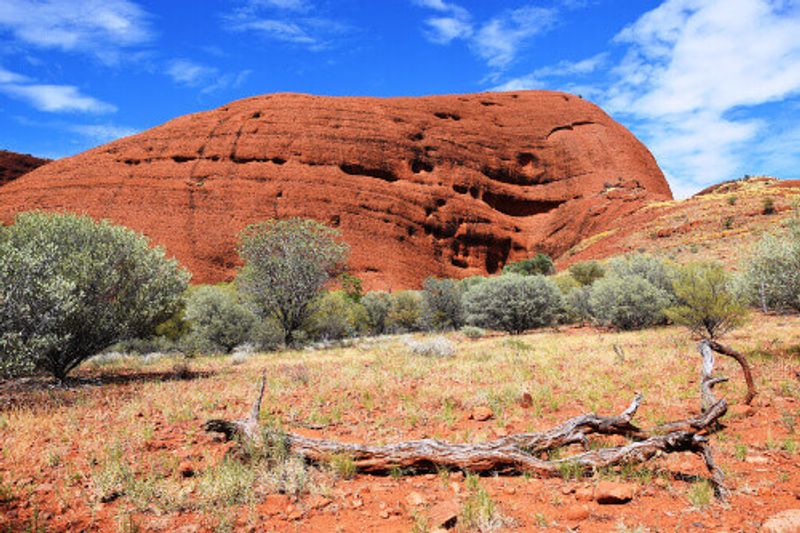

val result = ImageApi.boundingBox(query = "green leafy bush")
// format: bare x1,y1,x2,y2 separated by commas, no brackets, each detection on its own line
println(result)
737,225,800,312
387,291,423,333
502,253,555,276
237,218,349,345
183,285,257,354
460,325,486,339
361,291,393,335
589,274,671,330
306,291,368,341
568,260,605,286
463,273,563,334
421,277,464,331
606,253,677,299
0,212,189,380
665,262,747,339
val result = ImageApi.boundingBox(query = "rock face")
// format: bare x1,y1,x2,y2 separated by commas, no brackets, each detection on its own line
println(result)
0,91,671,288
0,150,49,187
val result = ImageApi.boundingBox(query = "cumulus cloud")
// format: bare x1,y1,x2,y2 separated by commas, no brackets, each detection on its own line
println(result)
166,59,252,93
0,0,152,63
0,83,116,113
492,53,607,91
69,123,138,143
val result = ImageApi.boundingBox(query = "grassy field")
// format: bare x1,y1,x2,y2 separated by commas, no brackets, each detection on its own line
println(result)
1,314,799,532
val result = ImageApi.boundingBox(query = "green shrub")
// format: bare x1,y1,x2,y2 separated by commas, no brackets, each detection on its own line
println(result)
361,291,393,335
737,226,800,312
502,253,555,276
0,212,189,381
589,274,671,330
237,218,349,345
461,325,486,339
607,253,677,300
387,291,423,333
569,260,605,286
463,273,563,334
458,275,488,291
249,318,285,351
421,277,464,331
666,262,747,339
763,197,776,215
306,291,368,341
564,285,593,323
183,285,257,354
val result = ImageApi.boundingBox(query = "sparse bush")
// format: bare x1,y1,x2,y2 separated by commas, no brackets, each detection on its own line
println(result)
405,336,456,357
607,253,677,300
665,262,747,339
306,291,368,341
421,277,464,331
183,285,257,354
0,212,189,381
338,272,363,302
361,291,393,335
763,197,776,215
569,260,605,286
387,291,423,333
727,195,738,206
553,272,581,295
589,274,671,330
737,225,800,312
249,318,285,351
564,285,594,324
463,273,563,334
237,218,349,345
503,253,555,276
461,325,486,339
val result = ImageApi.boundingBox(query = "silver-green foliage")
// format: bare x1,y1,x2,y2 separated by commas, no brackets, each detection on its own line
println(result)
421,277,464,331
361,291,393,335
463,273,563,334
237,218,349,344
737,225,800,312
589,274,671,330
0,212,189,380
306,291,368,340
184,285,257,354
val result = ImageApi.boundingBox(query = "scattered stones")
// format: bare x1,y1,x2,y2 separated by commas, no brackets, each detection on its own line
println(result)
761,509,800,532
471,406,493,421
574,486,594,502
407,492,426,506
594,481,636,504
563,504,591,521
519,392,533,408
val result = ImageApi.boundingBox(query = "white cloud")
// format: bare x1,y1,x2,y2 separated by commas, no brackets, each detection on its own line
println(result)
605,0,800,195
491,53,607,91
0,0,152,63
0,84,116,113
167,60,218,87
251,0,309,10
69,123,138,143
473,6,558,69
425,16,473,44
0,66,30,84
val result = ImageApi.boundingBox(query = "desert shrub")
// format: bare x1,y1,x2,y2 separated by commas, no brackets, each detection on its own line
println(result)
763,197,776,215
237,218,349,345
502,253,555,276
0,212,189,381
665,262,747,339
568,260,605,286
250,319,285,351
553,272,581,295
338,272,363,302
183,285,257,354
306,291,368,341
405,336,456,357
361,291,393,335
463,273,563,334
459,275,488,291
461,325,486,339
607,253,677,300
737,226,800,312
421,277,464,331
387,291,423,333
564,285,594,324
589,274,671,330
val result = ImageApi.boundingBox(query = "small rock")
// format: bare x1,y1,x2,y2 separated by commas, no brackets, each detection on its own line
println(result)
561,485,576,495
308,494,331,509
178,462,195,478
504,486,516,495
761,509,800,532
654,478,669,489
428,500,460,529
380,510,390,519
574,487,594,502
407,491,426,506
494,427,509,437
746,455,770,464
594,481,636,504
449,482,461,494
563,504,590,521
471,406,493,421
352,499,364,509
730,404,756,418
34,483,54,493
174,526,200,533
287,508,304,521
519,392,533,408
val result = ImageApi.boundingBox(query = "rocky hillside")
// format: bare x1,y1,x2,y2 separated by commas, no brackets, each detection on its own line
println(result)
0,150,50,187
0,91,670,289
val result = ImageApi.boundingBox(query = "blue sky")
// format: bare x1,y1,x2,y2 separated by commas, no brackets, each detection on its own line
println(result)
0,0,798,198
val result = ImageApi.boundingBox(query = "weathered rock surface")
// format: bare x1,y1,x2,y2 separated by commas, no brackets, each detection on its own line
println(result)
0,150,49,187
0,91,670,288
761,509,800,533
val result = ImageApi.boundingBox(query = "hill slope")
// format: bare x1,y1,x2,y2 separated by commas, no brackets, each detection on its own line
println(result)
0,91,670,289
0,150,50,187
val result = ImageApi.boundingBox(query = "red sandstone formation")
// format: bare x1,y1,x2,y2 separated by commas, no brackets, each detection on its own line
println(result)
0,91,671,289
0,150,50,187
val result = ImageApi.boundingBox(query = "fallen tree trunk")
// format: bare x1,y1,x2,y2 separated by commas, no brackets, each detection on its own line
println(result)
704,339,756,405
205,342,730,498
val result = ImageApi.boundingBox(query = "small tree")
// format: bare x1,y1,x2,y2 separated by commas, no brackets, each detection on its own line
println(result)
665,263,748,339
737,225,800,312
421,277,464,331
306,291,368,341
361,291,393,335
184,285,257,354
237,218,349,345
0,212,189,381
589,274,670,330
503,253,555,276
569,260,605,286
463,273,563,334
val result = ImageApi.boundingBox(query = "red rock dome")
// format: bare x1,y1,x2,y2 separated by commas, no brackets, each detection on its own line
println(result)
0,150,50,187
0,91,671,289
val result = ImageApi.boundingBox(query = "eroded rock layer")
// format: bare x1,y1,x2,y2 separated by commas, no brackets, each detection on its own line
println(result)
0,150,49,187
0,91,671,289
